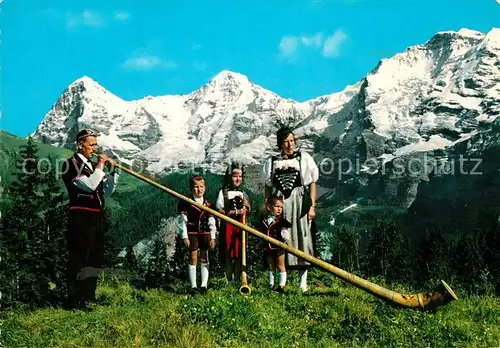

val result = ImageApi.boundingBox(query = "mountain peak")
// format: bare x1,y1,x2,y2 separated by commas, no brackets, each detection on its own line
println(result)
422,28,486,58
484,27,500,47
432,28,485,42
65,75,121,101
455,28,484,39
207,70,251,87
191,69,255,101
70,75,101,88
213,69,248,80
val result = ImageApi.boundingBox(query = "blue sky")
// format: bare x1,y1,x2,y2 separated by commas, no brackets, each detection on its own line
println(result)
2,0,499,138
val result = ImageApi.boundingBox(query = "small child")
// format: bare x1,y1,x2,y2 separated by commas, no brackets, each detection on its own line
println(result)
257,194,291,292
177,175,217,294
215,162,251,284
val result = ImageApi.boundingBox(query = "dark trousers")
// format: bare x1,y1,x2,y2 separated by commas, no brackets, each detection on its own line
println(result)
66,209,105,308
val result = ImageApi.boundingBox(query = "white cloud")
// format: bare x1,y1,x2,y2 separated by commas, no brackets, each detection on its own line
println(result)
323,29,348,57
122,55,177,71
114,11,130,21
66,10,104,28
278,30,347,61
301,33,323,48
43,9,130,28
279,36,299,58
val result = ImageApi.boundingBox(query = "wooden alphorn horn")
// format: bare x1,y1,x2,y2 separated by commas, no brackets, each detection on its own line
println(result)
239,212,251,296
96,154,458,310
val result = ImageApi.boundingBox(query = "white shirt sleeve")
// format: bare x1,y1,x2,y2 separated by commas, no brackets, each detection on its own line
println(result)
73,168,106,193
208,216,217,239
215,190,224,210
102,172,120,196
301,152,319,186
177,214,188,239
259,156,273,186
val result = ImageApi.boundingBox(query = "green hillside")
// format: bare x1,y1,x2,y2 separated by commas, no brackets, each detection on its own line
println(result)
0,130,72,186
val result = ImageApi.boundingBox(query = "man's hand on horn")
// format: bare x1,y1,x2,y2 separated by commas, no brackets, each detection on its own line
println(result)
97,153,114,170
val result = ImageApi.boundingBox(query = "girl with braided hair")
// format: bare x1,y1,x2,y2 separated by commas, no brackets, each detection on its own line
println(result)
215,162,251,284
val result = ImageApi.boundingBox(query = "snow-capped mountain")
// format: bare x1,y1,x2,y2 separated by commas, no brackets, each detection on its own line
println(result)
33,27,500,209
32,69,354,174
307,27,500,207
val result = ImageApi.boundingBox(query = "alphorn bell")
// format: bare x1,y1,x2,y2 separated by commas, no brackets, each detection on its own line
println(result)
96,154,458,310
239,212,251,295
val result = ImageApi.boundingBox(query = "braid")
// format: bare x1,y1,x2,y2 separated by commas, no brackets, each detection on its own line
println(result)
223,186,230,214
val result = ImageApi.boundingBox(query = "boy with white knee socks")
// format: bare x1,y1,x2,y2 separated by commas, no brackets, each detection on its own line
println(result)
177,175,217,294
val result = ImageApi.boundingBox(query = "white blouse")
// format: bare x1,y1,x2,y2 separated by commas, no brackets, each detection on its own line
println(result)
259,151,319,187
215,189,249,210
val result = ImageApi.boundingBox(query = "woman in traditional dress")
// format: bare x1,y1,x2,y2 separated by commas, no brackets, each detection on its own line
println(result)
259,126,319,292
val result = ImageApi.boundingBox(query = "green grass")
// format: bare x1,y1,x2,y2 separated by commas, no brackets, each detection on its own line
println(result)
2,269,499,347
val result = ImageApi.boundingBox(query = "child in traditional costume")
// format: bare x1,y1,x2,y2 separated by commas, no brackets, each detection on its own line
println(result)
177,175,217,293
215,163,251,284
257,194,291,292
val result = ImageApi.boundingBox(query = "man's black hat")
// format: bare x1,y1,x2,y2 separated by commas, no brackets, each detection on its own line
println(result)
76,129,96,142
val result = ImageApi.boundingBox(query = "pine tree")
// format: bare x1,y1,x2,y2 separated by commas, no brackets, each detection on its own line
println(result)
103,210,120,269
331,225,360,273
453,229,490,294
2,137,49,307
365,212,409,283
39,155,68,304
415,227,452,287
144,237,170,288
168,235,189,281
0,199,18,308
123,246,138,272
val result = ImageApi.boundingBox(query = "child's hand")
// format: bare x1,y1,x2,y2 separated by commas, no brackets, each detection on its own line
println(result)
281,229,290,243
209,239,216,249
183,238,190,248
308,206,316,220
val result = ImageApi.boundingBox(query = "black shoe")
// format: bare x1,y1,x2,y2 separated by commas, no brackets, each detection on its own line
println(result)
199,286,208,294
275,286,286,293
78,304,94,312
74,299,93,312
190,287,198,295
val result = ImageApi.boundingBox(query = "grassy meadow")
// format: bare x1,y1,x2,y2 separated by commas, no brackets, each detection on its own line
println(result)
2,269,499,348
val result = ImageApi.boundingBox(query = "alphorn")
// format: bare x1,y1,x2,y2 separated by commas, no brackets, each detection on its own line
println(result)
239,213,251,295
97,154,458,310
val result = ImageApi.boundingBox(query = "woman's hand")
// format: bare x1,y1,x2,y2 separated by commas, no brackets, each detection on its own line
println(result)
308,206,316,220
209,239,216,249
229,207,248,217
183,238,190,248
